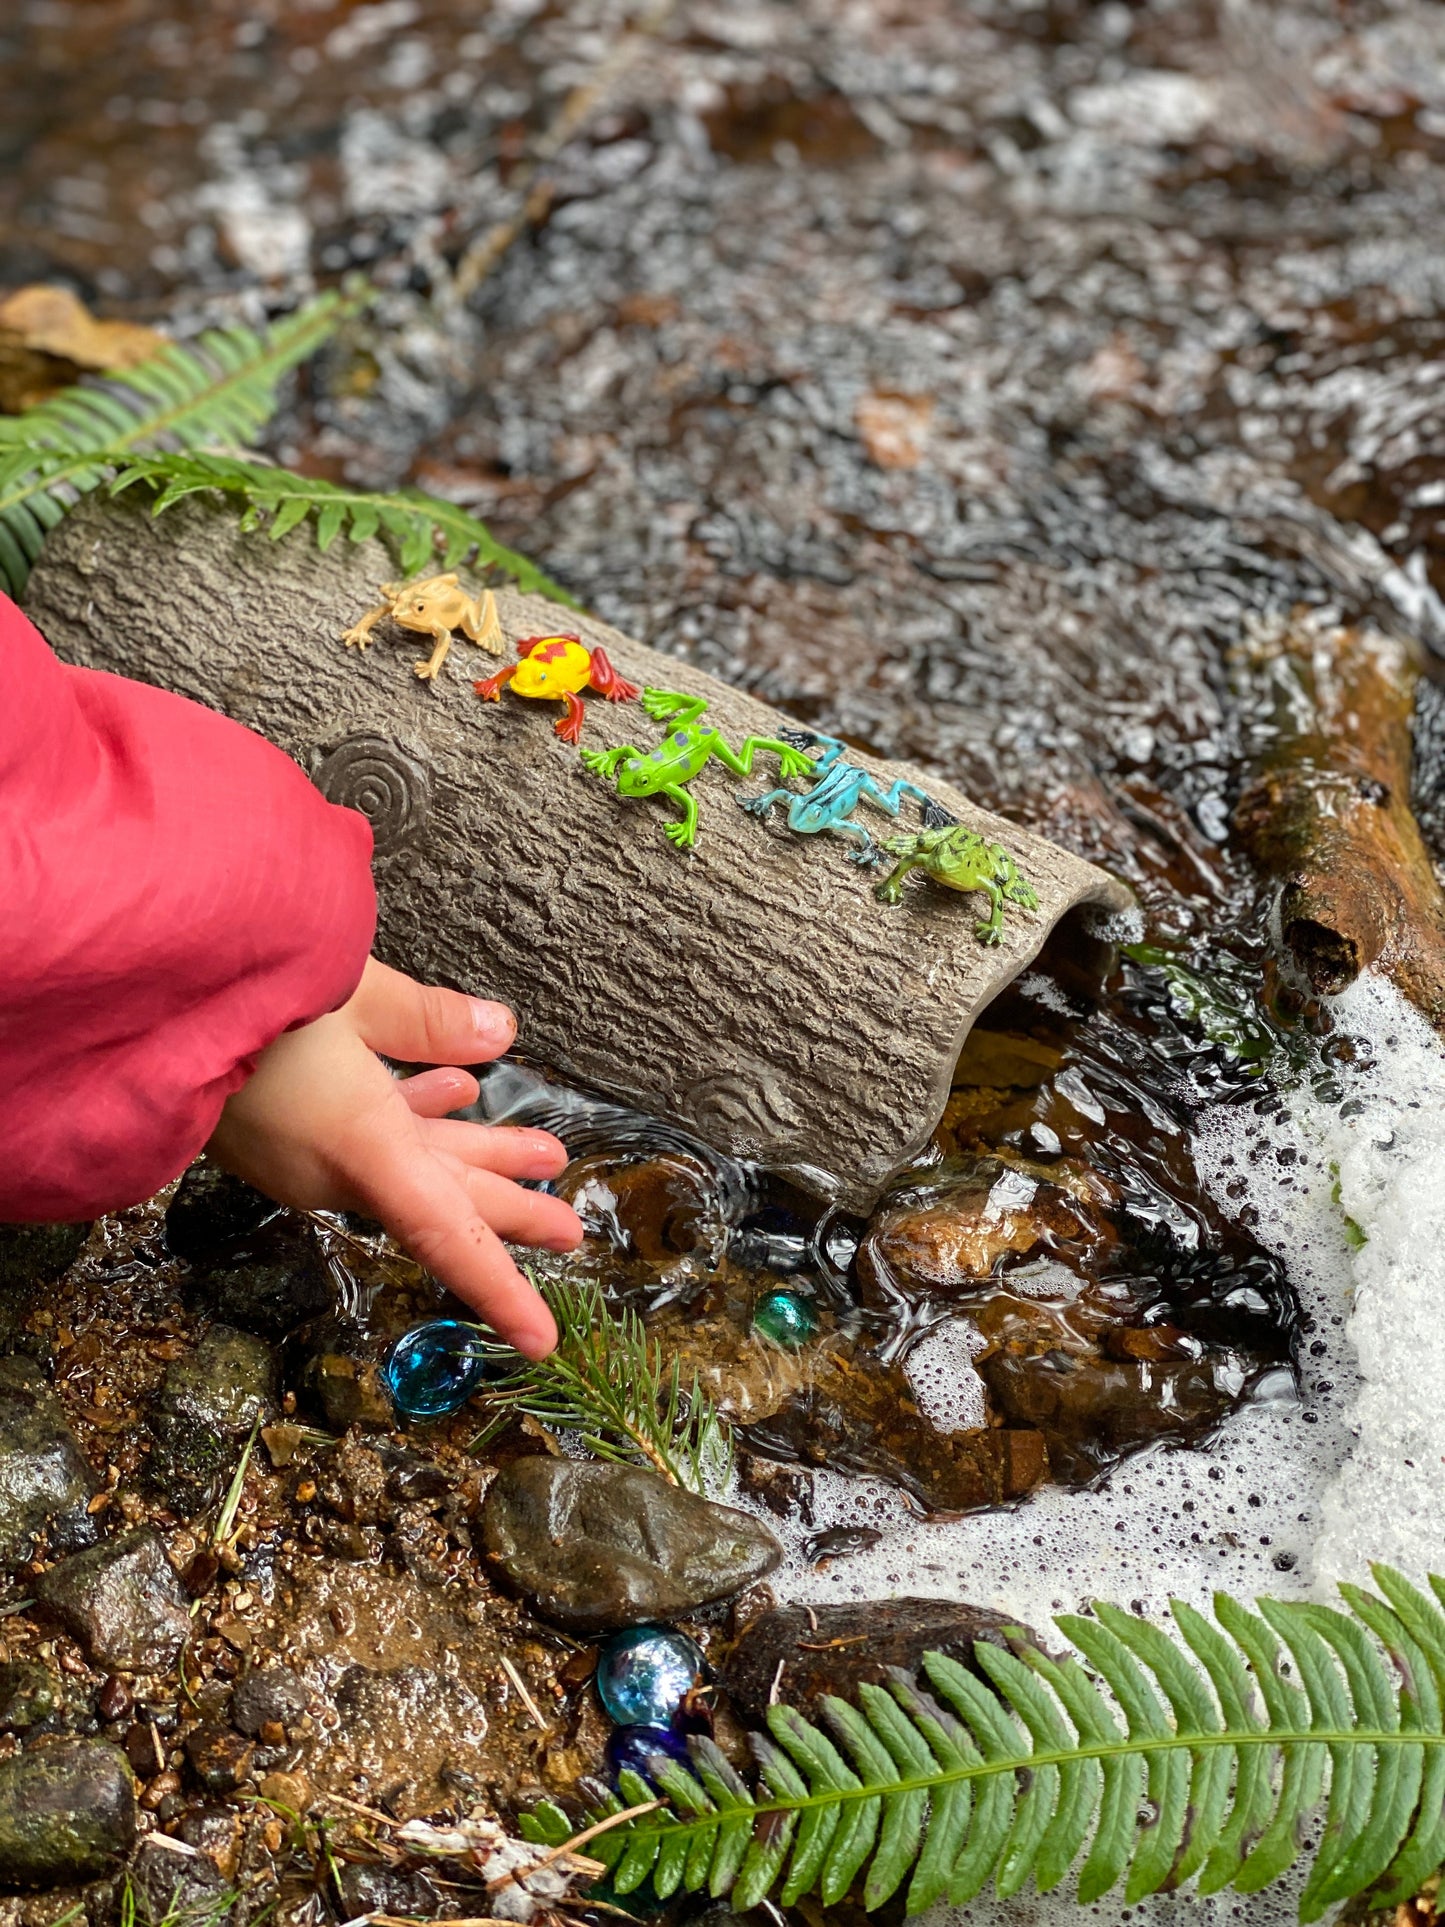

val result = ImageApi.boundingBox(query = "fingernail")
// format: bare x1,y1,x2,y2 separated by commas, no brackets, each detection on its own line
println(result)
468,998,515,1047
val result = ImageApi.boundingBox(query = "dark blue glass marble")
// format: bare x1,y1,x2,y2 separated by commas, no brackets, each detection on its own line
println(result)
751,1286,819,1348
606,1723,692,1789
381,1319,490,1420
596,1627,705,1729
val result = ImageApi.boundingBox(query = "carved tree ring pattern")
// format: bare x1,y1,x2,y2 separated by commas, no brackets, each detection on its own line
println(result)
312,733,432,857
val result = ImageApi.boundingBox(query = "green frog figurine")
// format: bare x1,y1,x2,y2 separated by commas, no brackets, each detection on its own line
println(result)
874,824,1039,943
580,689,814,848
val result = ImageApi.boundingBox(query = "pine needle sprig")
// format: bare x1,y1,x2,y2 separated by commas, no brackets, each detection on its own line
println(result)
471,1275,732,1496
520,1563,1445,1920
108,450,575,604
0,293,350,596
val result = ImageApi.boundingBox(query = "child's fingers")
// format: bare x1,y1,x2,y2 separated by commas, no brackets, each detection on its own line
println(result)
349,1143,558,1357
397,1066,481,1117
452,1165,584,1251
348,957,516,1065
419,1117,571,1180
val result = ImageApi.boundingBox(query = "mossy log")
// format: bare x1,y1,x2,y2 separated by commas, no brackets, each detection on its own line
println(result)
24,496,1129,1212
1233,609,1445,1033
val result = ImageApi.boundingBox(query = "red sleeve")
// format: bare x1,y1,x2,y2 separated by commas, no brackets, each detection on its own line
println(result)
0,594,376,1220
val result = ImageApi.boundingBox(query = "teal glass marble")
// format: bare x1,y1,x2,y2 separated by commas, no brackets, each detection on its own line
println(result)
382,1319,490,1420
596,1627,705,1728
751,1286,819,1348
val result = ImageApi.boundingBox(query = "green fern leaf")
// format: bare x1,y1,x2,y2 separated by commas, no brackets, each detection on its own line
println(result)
107,451,573,604
567,1567,1445,1921
0,297,349,597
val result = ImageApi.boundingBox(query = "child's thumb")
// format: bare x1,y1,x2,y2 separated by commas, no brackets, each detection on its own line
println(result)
346,956,516,1065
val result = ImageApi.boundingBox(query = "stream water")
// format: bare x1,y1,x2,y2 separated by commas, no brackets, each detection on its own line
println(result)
5,0,1445,1920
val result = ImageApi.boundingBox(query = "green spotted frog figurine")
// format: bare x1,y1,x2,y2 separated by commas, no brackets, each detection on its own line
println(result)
580,689,814,848
875,824,1039,943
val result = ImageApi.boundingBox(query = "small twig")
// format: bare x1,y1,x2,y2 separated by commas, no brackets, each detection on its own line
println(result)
317,1794,402,1828
499,1654,550,1731
484,1802,660,1893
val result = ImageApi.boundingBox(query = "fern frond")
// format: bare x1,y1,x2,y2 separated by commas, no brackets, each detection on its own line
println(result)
108,450,574,604
544,1567,1445,1920
470,1275,732,1495
0,295,349,596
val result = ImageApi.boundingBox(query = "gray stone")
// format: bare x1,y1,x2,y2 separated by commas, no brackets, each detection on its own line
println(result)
0,1740,135,1888
231,1664,308,1738
481,1457,783,1632
26,495,1129,1214
0,1356,99,1570
0,1222,90,1293
166,1167,332,1339
129,1833,232,1926
34,1529,192,1672
721,1598,1050,1725
0,1661,95,1737
146,1325,278,1512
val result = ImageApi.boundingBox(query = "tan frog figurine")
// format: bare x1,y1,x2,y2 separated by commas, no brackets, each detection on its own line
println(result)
341,573,505,681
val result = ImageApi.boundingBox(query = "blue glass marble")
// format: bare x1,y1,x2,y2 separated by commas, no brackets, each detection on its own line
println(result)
606,1723,691,1789
382,1319,491,1420
596,1627,705,1729
751,1286,819,1348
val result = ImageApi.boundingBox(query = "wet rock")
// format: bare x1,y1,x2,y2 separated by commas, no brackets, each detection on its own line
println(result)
146,1325,278,1512
337,1863,448,1920
0,1221,90,1292
184,1722,255,1795
482,1458,782,1631
290,1317,392,1430
0,1356,99,1569
167,1165,331,1339
721,1599,1049,1725
556,1151,730,1269
34,1529,191,1671
130,1831,231,1923
0,1661,95,1736
164,1163,283,1262
857,1156,1116,1314
0,1739,135,1888
231,1664,307,1738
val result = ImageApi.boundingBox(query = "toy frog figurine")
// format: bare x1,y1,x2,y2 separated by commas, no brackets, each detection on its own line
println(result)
740,729,947,865
474,635,640,743
581,689,814,849
874,825,1039,943
341,574,505,681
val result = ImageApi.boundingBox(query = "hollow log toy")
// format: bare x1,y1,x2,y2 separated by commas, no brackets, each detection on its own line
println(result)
474,634,640,743
341,572,504,680
31,492,1134,1209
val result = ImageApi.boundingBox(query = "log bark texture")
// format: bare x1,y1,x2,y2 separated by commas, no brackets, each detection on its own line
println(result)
1233,608,1445,1033
24,496,1130,1212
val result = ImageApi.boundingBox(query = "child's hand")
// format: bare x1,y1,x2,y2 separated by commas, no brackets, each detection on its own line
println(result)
206,958,580,1357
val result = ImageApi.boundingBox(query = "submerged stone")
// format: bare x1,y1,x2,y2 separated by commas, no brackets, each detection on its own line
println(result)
721,1599,1050,1725
597,1628,705,1729
0,1659,95,1736
34,1528,192,1671
0,1739,136,1888
0,1355,99,1570
382,1318,491,1421
482,1457,782,1631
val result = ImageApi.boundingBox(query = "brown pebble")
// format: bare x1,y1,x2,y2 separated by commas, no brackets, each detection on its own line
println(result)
184,1721,256,1794
183,1550,221,1597
294,1479,317,1504
258,1770,312,1816
98,1674,133,1722
328,1602,355,1636
258,1720,287,1747
140,1769,182,1810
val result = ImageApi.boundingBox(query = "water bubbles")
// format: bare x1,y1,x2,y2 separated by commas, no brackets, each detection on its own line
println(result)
381,1319,492,1420
596,1627,705,1728
751,1286,819,1348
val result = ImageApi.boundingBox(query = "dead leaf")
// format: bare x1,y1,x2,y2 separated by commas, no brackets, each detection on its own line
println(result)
854,390,933,470
0,285,164,412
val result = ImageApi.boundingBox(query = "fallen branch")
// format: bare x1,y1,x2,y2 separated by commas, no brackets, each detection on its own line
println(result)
1232,607,1445,1032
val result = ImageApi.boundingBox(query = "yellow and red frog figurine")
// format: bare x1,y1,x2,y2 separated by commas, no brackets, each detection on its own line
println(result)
474,635,640,743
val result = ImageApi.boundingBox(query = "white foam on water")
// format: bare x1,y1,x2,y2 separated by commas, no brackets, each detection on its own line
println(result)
728,971,1445,1925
